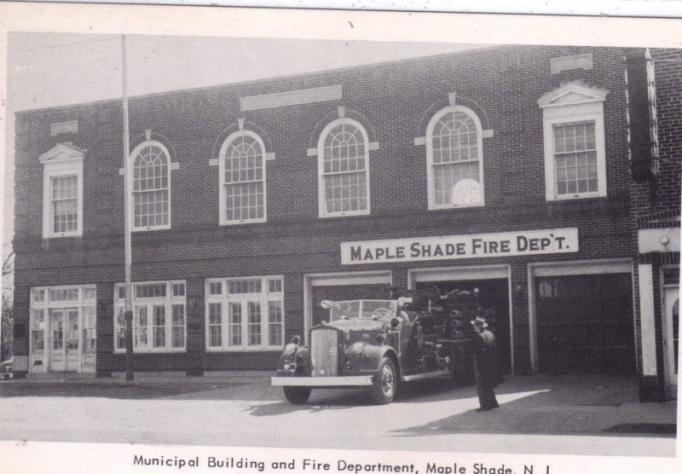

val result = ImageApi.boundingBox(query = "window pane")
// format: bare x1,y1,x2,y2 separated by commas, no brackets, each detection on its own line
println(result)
268,278,282,294
553,122,598,196
432,111,478,164
223,134,265,222
229,303,242,346
209,281,223,295
135,306,149,349
135,283,166,298
153,305,166,348
268,301,283,346
48,288,79,302
171,304,185,348
248,302,261,346
172,283,185,297
208,303,222,347
433,161,480,206
51,175,78,233
321,122,369,214
132,143,170,228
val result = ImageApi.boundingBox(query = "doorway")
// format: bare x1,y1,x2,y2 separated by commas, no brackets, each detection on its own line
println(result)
662,266,679,399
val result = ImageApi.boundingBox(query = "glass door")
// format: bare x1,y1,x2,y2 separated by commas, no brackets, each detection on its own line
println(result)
65,309,81,371
49,310,66,371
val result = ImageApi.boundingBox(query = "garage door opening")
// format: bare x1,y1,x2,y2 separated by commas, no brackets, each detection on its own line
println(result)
415,278,511,374
535,273,635,375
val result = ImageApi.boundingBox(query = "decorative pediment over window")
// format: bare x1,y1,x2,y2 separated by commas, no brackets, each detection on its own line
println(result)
39,142,86,165
537,81,608,108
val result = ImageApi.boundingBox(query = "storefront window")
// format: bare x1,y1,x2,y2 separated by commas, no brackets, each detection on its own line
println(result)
206,276,284,351
114,281,187,353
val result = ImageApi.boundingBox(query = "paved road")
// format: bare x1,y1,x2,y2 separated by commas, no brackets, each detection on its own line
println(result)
0,373,676,457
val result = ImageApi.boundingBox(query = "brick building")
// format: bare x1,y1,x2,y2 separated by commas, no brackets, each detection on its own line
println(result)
10,45,679,400
628,48,681,401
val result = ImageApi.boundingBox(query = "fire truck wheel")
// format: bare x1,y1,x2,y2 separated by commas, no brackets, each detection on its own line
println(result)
371,357,398,404
283,386,312,404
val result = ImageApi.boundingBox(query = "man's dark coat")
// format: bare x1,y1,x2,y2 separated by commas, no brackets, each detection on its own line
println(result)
472,328,499,410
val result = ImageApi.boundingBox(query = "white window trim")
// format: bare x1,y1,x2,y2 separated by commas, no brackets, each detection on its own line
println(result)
538,82,608,201
40,145,84,239
204,276,284,352
218,130,268,225
113,280,187,353
129,140,173,232
542,105,607,201
425,105,485,210
317,117,371,218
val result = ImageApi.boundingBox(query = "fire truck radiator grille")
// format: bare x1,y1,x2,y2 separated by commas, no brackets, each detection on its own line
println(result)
311,329,338,377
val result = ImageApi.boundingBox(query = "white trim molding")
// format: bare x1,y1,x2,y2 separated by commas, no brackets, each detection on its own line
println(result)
538,81,608,201
240,85,342,112
40,143,85,239
638,264,658,376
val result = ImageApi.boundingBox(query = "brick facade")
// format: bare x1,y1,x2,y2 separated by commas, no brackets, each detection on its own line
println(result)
13,45,667,387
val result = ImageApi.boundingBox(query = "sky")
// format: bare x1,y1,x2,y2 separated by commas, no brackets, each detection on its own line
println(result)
2,32,484,265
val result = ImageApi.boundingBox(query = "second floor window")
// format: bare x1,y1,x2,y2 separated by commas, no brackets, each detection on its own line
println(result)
317,118,370,218
426,106,484,209
40,142,85,239
50,175,79,234
219,131,266,224
130,140,171,230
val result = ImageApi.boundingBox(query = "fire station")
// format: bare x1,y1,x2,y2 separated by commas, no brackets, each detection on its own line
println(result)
10,45,680,401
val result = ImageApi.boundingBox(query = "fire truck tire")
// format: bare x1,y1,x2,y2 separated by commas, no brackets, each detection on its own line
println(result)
283,387,312,404
371,357,398,404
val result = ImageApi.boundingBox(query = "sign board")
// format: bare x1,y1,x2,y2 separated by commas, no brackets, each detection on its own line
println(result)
341,227,579,265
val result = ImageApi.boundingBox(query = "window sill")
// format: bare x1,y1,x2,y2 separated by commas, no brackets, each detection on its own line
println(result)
220,218,267,226
132,225,172,232
114,348,187,354
547,192,607,201
319,211,371,219
43,232,82,239
428,202,485,211
205,347,283,352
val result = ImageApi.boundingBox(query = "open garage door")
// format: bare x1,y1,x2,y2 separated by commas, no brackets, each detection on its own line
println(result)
416,279,511,374
535,273,635,375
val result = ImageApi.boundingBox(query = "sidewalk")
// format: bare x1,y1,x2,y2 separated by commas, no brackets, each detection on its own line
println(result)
0,371,676,455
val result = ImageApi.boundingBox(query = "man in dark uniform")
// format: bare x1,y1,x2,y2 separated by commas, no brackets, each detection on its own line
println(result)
471,316,499,411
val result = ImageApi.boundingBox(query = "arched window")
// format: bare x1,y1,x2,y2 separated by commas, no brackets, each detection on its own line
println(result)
219,130,266,224
318,118,370,217
130,140,171,230
426,106,484,209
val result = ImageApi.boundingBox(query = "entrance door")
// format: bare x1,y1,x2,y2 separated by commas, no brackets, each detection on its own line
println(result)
65,309,81,371
49,310,66,371
48,308,81,372
663,287,678,398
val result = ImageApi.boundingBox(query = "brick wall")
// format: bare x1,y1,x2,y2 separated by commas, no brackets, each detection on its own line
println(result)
13,45,638,372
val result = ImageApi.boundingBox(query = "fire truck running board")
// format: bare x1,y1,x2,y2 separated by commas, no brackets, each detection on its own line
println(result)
401,370,451,382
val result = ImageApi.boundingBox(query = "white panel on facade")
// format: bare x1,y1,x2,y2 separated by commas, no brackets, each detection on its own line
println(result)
639,264,658,376
240,85,342,111
638,227,681,254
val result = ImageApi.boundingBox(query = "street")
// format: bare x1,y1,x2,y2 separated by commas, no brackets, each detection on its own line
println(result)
0,372,676,457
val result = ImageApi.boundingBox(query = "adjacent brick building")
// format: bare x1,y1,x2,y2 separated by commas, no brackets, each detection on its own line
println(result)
11,45,680,400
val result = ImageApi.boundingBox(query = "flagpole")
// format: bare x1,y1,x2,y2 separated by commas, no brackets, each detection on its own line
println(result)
121,34,134,382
